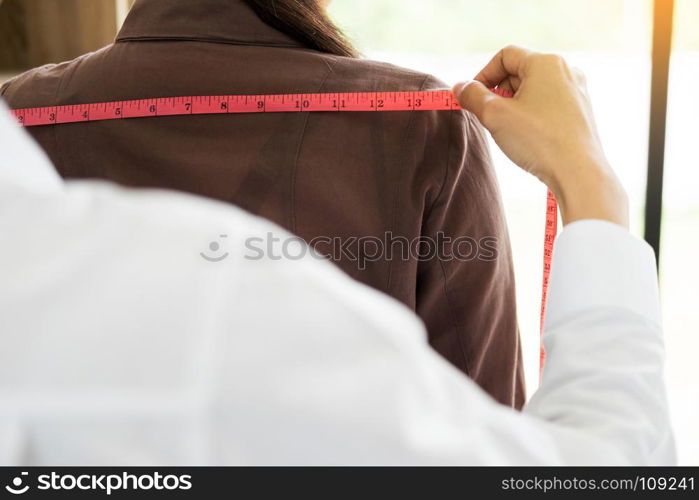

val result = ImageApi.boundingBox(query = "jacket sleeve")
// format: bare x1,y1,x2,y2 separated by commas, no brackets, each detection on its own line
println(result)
415,102,525,409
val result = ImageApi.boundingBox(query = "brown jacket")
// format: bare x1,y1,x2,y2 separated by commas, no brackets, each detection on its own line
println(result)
2,0,525,408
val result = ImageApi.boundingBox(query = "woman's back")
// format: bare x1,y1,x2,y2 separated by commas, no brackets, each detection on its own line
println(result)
2,0,525,408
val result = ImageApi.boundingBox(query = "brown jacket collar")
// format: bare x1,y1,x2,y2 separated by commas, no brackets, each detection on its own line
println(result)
116,0,305,48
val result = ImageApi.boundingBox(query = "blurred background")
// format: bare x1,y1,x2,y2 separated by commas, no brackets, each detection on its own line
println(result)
1,0,697,464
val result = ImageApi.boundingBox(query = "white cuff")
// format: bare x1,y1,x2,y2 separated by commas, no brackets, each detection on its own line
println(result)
545,220,661,331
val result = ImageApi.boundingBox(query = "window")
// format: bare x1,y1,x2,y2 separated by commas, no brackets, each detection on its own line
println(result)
662,0,699,466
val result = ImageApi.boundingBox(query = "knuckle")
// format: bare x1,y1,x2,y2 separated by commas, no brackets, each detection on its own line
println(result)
539,52,566,67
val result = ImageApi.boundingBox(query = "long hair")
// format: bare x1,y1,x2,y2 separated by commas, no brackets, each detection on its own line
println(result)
243,0,358,58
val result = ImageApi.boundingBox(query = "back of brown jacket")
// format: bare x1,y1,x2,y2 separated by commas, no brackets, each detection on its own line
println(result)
1,0,525,408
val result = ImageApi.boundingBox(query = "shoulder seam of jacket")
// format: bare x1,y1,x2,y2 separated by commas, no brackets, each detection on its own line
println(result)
419,88,474,377
424,106,464,217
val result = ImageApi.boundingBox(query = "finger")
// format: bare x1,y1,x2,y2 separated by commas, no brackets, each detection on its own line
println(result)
497,79,514,94
474,45,533,88
496,75,521,94
453,80,501,128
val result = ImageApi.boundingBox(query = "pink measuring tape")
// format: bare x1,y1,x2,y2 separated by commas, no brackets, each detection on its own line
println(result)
9,88,558,374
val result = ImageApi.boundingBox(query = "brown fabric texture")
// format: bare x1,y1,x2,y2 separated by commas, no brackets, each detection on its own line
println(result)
1,0,525,408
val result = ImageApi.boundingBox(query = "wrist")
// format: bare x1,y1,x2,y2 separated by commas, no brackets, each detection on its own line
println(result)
549,161,629,228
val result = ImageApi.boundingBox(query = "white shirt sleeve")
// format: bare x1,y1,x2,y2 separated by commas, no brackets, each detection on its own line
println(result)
525,220,676,464
205,220,675,465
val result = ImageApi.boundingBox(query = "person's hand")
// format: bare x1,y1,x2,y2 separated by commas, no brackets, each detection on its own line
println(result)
453,45,629,228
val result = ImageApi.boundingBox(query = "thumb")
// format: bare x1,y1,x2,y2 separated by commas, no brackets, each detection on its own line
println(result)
453,80,501,129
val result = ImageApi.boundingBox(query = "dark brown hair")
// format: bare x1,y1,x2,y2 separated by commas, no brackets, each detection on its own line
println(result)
243,0,358,58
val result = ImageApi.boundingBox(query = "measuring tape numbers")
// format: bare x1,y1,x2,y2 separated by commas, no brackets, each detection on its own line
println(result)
10,90,462,127
8,88,557,374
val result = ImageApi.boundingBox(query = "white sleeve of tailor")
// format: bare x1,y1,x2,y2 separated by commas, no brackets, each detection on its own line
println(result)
0,101,63,193
525,220,676,464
